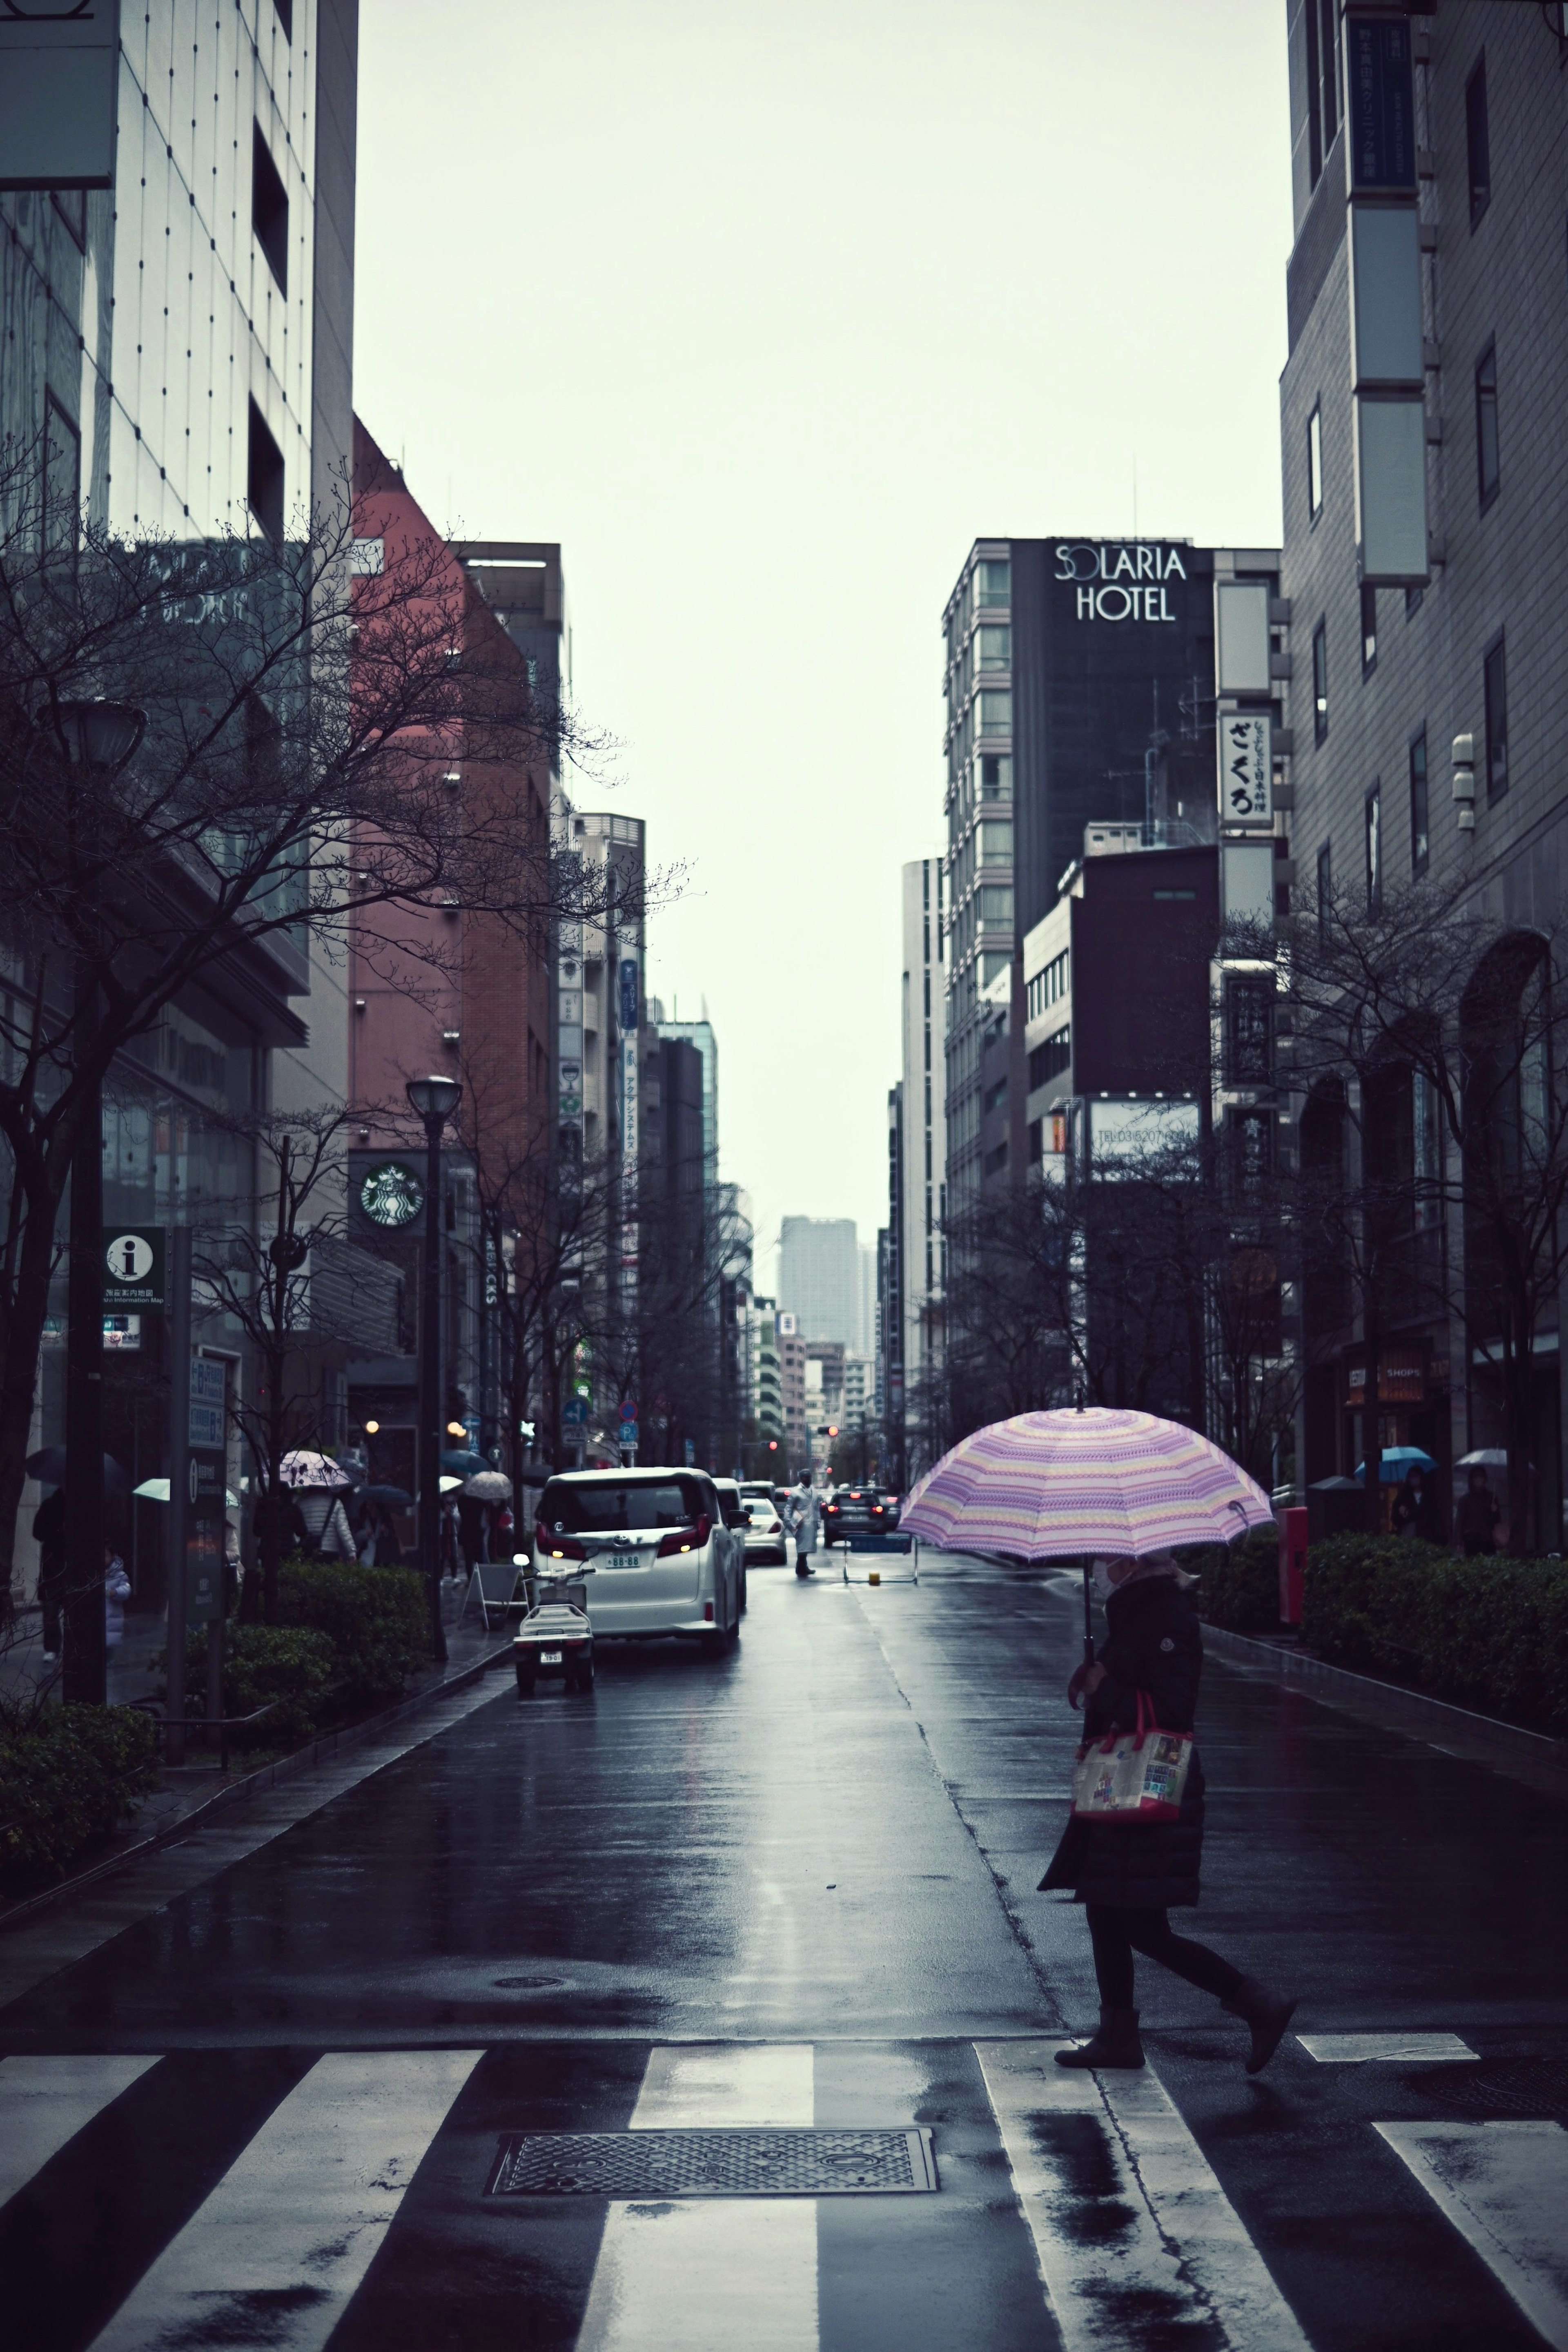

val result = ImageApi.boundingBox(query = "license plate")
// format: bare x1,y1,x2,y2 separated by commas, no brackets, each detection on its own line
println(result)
539,1650,563,1665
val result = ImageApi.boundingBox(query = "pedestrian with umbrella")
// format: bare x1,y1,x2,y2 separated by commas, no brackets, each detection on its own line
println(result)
277,1450,356,1563
902,1405,1299,2076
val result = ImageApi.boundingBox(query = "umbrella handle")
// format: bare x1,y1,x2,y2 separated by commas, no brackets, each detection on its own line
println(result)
1082,1553,1096,1673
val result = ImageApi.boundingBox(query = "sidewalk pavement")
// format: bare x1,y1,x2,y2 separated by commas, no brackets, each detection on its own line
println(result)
0,1573,516,1919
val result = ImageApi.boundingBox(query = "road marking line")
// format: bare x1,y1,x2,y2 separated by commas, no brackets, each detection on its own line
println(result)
1375,2120,1568,2351
85,2048,482,2352
572,2045,818,2352
1298,2032,1477,2064
0,2054,161,2208
976,2038,1311,2351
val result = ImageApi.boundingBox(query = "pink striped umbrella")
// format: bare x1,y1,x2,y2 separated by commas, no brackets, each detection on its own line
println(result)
902,1408,1274,1663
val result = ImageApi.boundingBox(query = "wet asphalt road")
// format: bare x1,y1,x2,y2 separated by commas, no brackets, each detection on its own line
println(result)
2,1549,1566,2351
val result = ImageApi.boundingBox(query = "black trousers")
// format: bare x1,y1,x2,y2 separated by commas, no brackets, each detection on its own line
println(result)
1085,1903,1244,2010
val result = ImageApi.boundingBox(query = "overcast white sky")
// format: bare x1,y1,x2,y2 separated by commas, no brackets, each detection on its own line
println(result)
355,0,1295,1293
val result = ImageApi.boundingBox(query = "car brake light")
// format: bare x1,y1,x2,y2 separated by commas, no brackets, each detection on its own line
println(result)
536,1522,587,1562
657,1523,701,1558
704,1601,715,1621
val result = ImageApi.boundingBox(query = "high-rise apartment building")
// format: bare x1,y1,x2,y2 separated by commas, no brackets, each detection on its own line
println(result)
778,1216,861,1346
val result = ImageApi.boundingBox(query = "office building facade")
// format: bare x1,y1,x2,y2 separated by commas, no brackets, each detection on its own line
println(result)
1276,0,1568,1538
1,2,361,1618
779,1215,862,1347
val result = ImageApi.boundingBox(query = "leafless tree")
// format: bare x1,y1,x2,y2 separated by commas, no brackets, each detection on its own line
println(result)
192,1107,365,1622
1288,873,1568,1549
0,441,624,1605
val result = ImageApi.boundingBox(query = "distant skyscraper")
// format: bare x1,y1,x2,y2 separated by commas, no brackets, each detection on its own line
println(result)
858,1242,877,1360
779,1217,860,1346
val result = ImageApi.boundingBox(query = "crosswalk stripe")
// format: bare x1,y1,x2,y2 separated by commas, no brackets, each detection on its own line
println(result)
0,2055,161,2209
572,2045,819,2352
84,2049,482,2352
977,2038,1312,2352
1375,2120,1568,2352
1298,2031,1477,2063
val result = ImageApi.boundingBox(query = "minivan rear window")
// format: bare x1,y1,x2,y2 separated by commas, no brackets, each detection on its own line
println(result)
540,1477,702,1534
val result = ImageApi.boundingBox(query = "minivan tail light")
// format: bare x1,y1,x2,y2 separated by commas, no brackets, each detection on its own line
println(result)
657,1525,697,1558
703,1602,715,1622
536,1522,588,1562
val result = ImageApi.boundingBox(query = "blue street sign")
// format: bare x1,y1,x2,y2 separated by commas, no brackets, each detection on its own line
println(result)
562,1398,589,1426
619,1422,638,1446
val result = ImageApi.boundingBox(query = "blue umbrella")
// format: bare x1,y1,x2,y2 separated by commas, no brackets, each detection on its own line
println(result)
1354,1447,1438,1485
441,1449,488,1478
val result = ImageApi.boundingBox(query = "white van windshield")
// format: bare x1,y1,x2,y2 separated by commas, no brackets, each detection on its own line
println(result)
541,1478,702,1534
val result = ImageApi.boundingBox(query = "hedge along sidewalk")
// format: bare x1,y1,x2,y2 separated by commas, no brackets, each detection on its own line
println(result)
1198,1623,1568,1807
0,1630,517,2013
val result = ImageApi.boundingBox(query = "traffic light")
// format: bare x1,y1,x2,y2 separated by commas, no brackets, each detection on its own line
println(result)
827,1425,838,1438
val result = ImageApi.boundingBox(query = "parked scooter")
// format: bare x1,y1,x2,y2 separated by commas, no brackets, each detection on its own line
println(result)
513,1555,596,1696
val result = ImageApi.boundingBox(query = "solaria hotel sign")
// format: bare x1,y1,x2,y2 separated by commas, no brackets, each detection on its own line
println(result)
1054,543,1188,624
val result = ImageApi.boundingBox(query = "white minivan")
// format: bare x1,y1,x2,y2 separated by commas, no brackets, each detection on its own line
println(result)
532,1467,743,1649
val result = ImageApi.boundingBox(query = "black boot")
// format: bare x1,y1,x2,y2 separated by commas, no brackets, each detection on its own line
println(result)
1223,1977,1298,2075
1054,2007,1145,2069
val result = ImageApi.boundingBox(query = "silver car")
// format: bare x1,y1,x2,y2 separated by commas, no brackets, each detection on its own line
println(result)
532,1468,743,1649
737,1478,789,1565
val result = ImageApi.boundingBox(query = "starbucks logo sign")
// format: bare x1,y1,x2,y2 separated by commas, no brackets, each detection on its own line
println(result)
359,1162,424,1228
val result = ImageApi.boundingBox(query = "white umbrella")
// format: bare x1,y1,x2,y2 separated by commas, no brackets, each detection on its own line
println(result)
463,1470,512,1500
1456,1449,1507,1468
278,1449,354,1490
134,1476,240,1507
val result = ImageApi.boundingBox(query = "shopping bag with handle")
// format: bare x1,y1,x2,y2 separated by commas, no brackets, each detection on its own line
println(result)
1070,1690,1193,1822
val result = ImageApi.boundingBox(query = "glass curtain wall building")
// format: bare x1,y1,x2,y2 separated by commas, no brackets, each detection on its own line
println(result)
0,0,359,1613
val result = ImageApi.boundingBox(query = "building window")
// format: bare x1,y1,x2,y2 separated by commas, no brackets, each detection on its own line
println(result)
1484,633,1508,800
977,626,1010,671
979,885,1013,928
1224,976,1273,1085
980,820,1012,865
1316,840,1332,938
1305,0,1340,188
977,560,1010,609
1028,1028,1072,1087
978,692,1011,738
1312,617,1328,741
1365,783,1382,911
1026,950,1069,1021
980,753,1011,798
1360,582,1377,674
252,122,289,294
1466,54,1490,226
1475,342,1499,506
1307,404,1323,519
247,399,285,541
1409,729,1429,873
42,391,80,576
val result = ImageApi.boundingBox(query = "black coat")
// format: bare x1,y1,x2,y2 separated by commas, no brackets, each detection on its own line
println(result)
1039,1574,1207,1911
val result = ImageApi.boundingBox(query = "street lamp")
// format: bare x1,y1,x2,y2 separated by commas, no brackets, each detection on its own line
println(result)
406,1073,461,1663
58,700,145,1708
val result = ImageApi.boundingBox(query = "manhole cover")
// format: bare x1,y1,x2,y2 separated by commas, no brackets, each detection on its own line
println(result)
485,2128,938,2198
492,1975,563,1991
1406,2060,1568,2119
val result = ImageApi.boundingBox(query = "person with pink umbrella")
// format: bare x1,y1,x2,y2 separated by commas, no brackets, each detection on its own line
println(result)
901,1404,1298,2075
1038,1547,1296,2074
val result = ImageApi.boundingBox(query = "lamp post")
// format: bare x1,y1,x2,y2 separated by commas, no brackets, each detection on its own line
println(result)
58,701,145,1708
406,1074,461,1664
